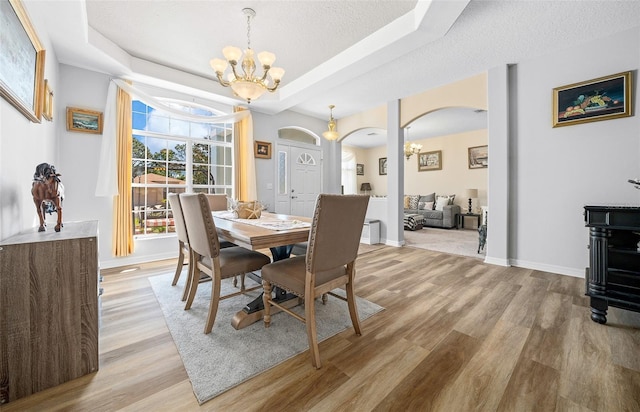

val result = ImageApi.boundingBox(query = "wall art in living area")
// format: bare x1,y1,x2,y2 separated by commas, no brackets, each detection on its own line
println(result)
378,157,387,175
0,0,46,123
552,71,632,127
66,107,103,134
468,145,488,169
418,150,442,172
356,163,364,175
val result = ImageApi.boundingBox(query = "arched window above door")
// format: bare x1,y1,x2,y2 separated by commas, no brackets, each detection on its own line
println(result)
278,127,319,145
296,152,316,165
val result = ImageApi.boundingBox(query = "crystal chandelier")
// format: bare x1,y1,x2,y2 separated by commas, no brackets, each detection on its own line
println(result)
403,126,422,160
322,105,339,141
209,8,285,104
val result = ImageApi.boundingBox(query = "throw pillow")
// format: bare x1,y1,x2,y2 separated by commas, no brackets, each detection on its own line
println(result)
419,192,436,203
408,195,420,210
419,201,434,210
436,194,456,205
435,195,451,211
403,196,411,209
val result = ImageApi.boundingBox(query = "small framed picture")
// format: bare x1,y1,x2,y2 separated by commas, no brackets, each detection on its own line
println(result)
468,145,488,169
42,80,53,121
254,140,272,159
552,71,632,127
356,163,364,175
418,150,442,172
66,107,103,134
378,157,387,175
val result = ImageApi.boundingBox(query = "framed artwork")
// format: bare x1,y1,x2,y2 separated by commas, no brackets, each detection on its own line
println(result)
66,107,103,134
42,79,53,121
378,157,387,175
418,150,442,172
468,145,488,169
254,140,272,159
0,0,46,122
356,163,364,175
552,71,632,127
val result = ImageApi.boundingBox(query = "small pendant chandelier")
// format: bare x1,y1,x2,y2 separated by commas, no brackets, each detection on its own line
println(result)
322,105,339,141
210,8,285,104
403,126,422,160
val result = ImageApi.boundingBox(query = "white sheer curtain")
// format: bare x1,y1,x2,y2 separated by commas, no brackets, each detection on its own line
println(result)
341,149,357,194
95,79,252,197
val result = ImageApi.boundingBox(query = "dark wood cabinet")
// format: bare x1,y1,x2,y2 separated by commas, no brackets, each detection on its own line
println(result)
0,221,99,404
584,206,640,324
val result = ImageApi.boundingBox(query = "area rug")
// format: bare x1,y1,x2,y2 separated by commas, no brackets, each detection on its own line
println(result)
149,272,384,404
403,227,486,258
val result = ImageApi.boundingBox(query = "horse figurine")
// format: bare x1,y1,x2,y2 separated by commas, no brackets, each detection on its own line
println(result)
32,163,64,232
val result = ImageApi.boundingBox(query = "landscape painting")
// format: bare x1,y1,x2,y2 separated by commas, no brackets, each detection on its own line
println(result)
66,107,103,134
468,145,488,169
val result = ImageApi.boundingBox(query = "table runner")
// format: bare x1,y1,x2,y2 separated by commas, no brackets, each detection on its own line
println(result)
212,211,310,231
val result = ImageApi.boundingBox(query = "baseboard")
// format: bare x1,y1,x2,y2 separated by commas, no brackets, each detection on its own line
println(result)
483,256,510,266
509,259,584,278
385,239,404,247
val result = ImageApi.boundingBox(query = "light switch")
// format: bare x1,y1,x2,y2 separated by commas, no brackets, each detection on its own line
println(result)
266,183,273,190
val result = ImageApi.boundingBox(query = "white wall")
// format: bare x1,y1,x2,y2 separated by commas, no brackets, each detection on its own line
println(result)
0,6,59,240
509,26,640,276
251,110,331,211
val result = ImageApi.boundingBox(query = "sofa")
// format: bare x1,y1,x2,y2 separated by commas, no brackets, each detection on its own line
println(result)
404,193,460,229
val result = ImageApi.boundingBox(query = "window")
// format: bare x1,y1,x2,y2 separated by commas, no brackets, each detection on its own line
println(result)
131,99,234,236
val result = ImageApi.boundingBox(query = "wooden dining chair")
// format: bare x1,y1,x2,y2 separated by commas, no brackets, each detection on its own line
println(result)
261,194,370,368
205,193,229,211
204,193,237,250
167,193,192,301
180,193,271,334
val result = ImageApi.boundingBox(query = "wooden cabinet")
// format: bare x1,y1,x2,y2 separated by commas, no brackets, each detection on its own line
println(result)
0,221,99,404
584,206,640,324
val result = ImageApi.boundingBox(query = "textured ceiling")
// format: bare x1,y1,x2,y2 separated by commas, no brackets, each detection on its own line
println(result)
85,0,418,84
24,0,640,147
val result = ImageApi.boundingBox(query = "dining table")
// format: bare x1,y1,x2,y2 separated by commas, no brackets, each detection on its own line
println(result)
212,211,312,330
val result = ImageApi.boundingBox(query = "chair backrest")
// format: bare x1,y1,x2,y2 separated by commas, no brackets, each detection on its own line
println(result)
167,193,189,244
205,194,229,211
180,193,221,259
306,194,369,274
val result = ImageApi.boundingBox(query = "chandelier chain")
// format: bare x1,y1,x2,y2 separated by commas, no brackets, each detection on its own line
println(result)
246,13,251,49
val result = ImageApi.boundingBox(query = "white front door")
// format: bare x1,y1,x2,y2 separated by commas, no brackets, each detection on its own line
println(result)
275,144,322,217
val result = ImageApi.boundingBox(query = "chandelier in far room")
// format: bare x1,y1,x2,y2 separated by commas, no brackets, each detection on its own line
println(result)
209,8,285,104
404,126,422,160
322,105,339,141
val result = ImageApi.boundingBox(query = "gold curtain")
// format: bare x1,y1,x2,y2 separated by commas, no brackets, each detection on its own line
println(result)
112,86,134,256
233,107,257,201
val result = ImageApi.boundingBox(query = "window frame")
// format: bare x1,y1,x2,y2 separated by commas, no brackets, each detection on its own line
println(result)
131,99,234,238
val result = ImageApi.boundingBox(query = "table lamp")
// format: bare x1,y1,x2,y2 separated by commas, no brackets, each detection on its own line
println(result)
465,188,478,214
361,183,372,195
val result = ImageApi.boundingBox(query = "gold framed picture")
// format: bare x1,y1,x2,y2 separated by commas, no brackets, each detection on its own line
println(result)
254,140,271,159
552,71,632,127
0,0,46,122
418,150,442,172
66,107,103,134
42,79,53,121
468,145,488,169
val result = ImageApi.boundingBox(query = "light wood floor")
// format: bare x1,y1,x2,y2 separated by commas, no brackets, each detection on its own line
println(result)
4,246,640,411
